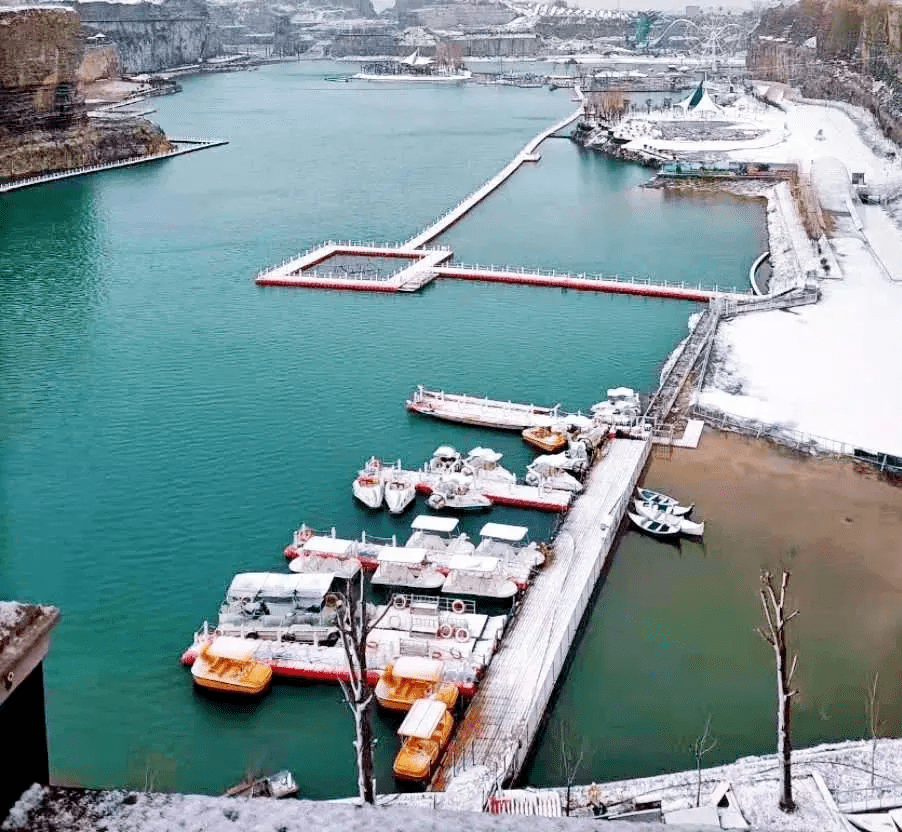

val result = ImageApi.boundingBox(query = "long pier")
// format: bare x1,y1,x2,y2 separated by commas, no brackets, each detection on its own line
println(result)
404,107,584,250
431,437,651,797
0,139,227,195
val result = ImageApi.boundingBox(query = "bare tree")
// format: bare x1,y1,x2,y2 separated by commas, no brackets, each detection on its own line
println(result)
757,570,799,813
334,573,392,805
692,714,717,807
867,672,883,787
558,725,586,816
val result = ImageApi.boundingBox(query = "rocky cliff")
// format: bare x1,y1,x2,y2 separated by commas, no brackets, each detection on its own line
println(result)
0,6,172,179
0,7,83,133
747,0,902,145
75,0,219,74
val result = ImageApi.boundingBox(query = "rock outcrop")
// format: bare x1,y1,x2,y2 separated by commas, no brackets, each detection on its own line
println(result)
747,0,902,145
0,7,83,133
0,6,173,180
75,0,219,74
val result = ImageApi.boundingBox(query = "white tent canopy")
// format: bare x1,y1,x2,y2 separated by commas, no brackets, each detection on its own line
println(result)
410,515,459,533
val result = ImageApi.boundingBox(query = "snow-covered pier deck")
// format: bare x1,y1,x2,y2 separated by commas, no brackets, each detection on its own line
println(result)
431,438,651,795
0,139,227,194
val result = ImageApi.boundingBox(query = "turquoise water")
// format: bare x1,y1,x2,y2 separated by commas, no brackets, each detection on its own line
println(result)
1,62,766,796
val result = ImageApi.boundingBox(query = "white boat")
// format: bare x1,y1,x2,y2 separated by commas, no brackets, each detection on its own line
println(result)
524,460,583,492
628,511,681,538
462,447,516,485
531,449,588,474
214,572,343,643
407,385,563,430
353,457,385,509
635,487,693,516
426,445,464,475
474,522,543,587
384,469,417,514
371,546,445,591
442,554,519,600
427,477,492,511
226,769,299,799
405,515,476,557
633,500,704,536
591,386,642,426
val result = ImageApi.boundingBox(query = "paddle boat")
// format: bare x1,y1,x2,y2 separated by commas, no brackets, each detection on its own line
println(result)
191,641,273,696
405,515,476,557
393,698,454,782
371,546,445,591
375,656,459,712
427,477,492,512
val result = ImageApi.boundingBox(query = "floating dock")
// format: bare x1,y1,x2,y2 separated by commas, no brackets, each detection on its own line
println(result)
431,437,651,793
0,139,227,194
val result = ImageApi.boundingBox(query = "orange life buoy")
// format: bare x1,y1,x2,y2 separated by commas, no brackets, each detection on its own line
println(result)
450,599,466,615
454,627,469,643
438,623,454,639
431,650,443,660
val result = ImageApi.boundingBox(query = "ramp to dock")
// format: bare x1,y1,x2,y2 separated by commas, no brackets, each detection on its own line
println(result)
431,438,651,798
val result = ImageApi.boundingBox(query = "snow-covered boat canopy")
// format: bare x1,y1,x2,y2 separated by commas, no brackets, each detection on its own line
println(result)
301,535,353,556
410,515,459,533
607,386,636,399
479,523,528,542
378,546,428,564
466,447,503,463
398,697,446,739
432,445,458,459
448,554,499,573
289,557,360,578
227,572,335,602
391,655,444,681
205,635,263,660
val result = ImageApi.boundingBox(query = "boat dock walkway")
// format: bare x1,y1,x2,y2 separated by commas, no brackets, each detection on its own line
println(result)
404,107,584,250
0,139,227,194
431,437,651,796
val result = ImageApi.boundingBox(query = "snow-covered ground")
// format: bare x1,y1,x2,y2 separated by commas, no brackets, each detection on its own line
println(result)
619,92,902,460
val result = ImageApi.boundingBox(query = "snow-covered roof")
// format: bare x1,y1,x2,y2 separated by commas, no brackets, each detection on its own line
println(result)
466,447,502,463
391,655,443,681
479,523,528,542
398,697,447,739
448,555,499,572
378,546,427,564
432,445,458,458
607,386,635,399
302,535,352,555
226,572,334,599
400,49,433,67
410,515,458,533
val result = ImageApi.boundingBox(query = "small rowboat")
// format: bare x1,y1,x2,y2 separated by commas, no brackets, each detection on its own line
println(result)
633,500,704,536
628,511,681,538
635,487,693,516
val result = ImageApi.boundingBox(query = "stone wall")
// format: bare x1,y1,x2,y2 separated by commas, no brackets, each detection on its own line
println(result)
75,0,219,74
0,7,84,134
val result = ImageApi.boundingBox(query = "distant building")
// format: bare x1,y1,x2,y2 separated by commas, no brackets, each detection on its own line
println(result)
685,5,702,18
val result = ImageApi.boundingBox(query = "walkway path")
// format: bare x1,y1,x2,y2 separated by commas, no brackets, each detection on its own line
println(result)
0,139,227,194
431,438,651,798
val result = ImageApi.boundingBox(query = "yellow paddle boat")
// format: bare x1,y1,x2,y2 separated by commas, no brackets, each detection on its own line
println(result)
393,698,454,782
375,656,458,712
191,641,272,696
521,425,569,453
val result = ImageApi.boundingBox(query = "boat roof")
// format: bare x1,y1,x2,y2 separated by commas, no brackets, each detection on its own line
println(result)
289,557,360,578
392,656,443,681
466,446,502,463
302,536,353,555
398,698,447,739
378,546,427,564
410,515,459,533
227,572,334,598
432,445,458,458
479,523,528,542
448,554,499,573
608,386,635,398
207,636,258,660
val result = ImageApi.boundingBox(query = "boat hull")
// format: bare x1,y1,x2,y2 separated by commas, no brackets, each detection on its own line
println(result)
627,511,681,538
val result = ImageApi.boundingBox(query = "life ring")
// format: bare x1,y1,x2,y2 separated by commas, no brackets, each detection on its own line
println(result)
438,623,454,639
298,528,314,542
388,615,401,629
324,592,340,608
431,650,443,660
450,648,463,660
450,599,466,615
392,594,409,609
454,627,469,643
